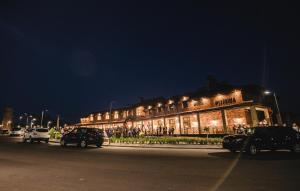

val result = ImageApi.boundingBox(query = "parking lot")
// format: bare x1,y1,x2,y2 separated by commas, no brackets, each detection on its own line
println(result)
1,136,300,191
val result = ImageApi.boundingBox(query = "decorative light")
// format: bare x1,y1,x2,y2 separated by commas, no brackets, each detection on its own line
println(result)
264,90,271,95
233,90,241,95
182,96,189,101
216,94,224,99
168,100,174,105
191,99,198,105
202,97,209,104
157,103,162,107
210,120,218,127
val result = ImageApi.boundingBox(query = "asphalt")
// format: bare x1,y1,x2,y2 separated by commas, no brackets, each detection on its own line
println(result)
1,136,300,191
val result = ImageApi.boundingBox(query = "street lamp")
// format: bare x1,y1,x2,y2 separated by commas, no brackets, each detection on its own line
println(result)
47,121,52,129
264,90,282,125
31,118,36,128
41,109,48,128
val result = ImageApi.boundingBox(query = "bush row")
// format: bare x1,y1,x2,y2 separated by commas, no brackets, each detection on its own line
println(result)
48,128,62,140
109,136,222,145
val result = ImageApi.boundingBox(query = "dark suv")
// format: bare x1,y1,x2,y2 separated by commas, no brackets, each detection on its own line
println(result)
60,127,104,148
223,126,300,155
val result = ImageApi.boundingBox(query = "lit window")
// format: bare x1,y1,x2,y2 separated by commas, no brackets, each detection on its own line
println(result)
114,112,119,119
90,115,94,121
97,114,101,121
105,113,110,120
191,99,199,106
123,111,127,118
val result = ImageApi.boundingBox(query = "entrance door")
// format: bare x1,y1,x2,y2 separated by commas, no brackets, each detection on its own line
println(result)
183,117,191,134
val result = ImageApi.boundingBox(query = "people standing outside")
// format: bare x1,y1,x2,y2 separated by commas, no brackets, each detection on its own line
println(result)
292,123,299,132
163,126,167,136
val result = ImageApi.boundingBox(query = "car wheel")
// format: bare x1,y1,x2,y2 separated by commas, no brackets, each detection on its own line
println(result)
29,137,34,143
79,140,87,148
248,144,258,155
60,139,66,147
292,143,300,153
45,139,49,144
22,136,27,143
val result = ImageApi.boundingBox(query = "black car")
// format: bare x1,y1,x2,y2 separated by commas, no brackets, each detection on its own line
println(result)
60,127,104,148
223,126,300,155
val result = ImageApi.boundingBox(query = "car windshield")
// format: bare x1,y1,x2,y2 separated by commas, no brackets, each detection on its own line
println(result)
36,129,48,132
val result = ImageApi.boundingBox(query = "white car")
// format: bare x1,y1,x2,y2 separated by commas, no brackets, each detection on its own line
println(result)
10,128,24,136
23,128,50,143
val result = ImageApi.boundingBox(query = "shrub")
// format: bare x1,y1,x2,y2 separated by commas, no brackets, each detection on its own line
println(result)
109,136,222,145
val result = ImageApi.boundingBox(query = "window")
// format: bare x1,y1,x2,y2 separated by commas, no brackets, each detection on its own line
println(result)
97,114,101,121
169,119,175,128
182,101,189,108
105,113,110,120
114,112,119,119
122,111,127,118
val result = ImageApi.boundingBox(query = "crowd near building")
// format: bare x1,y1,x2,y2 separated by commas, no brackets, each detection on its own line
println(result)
76,80,275,136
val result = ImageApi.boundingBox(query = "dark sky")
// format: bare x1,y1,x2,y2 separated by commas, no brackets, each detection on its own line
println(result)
0,0,299,122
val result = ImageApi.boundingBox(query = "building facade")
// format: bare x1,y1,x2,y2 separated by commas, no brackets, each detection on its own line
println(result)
76,84,272,135
0,107,14,132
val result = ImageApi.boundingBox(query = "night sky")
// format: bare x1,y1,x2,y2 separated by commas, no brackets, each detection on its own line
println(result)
0,1,299,123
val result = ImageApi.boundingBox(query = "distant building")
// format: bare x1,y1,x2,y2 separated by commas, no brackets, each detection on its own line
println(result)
1,107,14,131
75,81,274,135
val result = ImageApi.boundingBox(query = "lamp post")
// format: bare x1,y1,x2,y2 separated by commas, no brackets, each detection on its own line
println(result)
47,121,52,129
264,91,282,125
31,118,36,129
40,109,48,128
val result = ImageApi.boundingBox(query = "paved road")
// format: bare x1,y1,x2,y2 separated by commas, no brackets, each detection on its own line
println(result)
1,136,300,191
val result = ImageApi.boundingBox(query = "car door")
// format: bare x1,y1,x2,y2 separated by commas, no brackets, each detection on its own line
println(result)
253,128,268,149
68,129,80,143
86,129,96,144
281,128,296,149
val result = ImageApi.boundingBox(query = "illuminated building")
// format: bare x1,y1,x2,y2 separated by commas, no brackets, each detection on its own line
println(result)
76,84,273,135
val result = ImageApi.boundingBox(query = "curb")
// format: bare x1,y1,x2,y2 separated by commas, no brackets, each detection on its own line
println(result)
103,143,223,149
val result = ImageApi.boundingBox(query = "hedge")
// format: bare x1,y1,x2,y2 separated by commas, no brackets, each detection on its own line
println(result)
109,136,222,145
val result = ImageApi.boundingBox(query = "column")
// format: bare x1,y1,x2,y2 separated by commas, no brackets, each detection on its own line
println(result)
197,112,201,134
263,108,271,125
250,106,259,127
221,110,228,133
178,115,182,135
151,120,154,135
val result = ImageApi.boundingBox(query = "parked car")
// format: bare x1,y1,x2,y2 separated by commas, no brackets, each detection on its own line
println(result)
10,127,24,136
223,126,300,155
23,128,50,143
60,127,104,148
